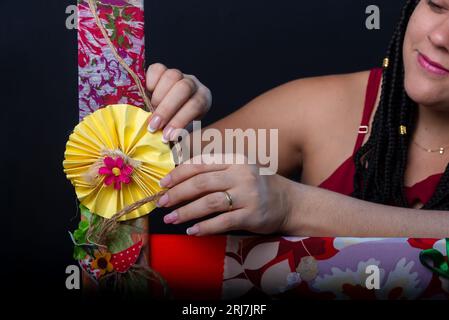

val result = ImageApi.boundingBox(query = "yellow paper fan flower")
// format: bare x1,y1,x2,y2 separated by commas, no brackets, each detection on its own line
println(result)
63,104,175,220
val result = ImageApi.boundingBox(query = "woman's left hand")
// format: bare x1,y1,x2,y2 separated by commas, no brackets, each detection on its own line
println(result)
155,154,292,236
145,63,212,143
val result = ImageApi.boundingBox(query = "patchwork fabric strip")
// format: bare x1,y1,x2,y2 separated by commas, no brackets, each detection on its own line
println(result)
78,0,146,120
69,0,173,296
149,235,449,300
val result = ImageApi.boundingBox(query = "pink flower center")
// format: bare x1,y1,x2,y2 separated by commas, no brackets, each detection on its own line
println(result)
98,156,134,190
112,167,121,176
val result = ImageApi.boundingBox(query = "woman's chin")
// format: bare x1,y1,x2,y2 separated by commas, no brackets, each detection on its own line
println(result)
405,77,446,108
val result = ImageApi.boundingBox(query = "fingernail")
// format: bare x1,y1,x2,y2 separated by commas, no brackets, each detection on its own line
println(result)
170,128,179,141
148,115,162,133
159,174,171,187
164,211,178,224
157,194,169,207
162,126,174,144
186,225,200,236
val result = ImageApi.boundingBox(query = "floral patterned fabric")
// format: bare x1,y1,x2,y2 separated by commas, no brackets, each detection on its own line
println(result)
78,0,146,120
222,236,449,300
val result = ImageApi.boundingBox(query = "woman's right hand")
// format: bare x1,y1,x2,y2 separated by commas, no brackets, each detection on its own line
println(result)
157,153,293,236
146,63,212,143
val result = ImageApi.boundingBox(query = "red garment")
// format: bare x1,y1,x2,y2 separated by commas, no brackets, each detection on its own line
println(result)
319,67,443,206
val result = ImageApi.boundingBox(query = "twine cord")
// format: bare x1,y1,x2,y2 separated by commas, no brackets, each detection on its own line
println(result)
86,0,184,164
83,0,185,242
99,264,170,297
85,190,167,248
86,0,153,112
80,0,176,296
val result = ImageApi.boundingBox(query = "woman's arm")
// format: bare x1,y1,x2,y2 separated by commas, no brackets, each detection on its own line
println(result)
190,70,369,180
158,156,448,238
193,78,307,177
280,174,449,238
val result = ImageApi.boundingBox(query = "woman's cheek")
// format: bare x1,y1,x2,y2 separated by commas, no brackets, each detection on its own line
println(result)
403,7,438,105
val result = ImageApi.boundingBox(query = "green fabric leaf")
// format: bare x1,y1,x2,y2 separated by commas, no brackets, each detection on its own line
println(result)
73,246,87,260
78,220,89,232
86,214,102,238
107,224,135,254
79,205,92,220
73,230,87,245
91,214,101,227
73,229,84,241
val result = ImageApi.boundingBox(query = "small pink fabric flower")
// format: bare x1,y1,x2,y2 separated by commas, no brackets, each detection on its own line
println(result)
98,157,133,190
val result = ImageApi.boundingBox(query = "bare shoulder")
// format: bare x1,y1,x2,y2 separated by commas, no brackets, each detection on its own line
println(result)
207,69,372,178
268,69,371,150
283,69,373,184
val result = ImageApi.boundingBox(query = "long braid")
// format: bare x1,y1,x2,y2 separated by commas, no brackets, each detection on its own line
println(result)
353,0,449,210
353,0,431,207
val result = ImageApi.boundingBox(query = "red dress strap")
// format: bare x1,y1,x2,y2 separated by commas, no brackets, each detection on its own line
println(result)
318,67,444,206
352,67,383,154
319,68,383,195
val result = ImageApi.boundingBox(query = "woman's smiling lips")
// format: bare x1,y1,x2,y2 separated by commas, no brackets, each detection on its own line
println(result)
417,51,449,76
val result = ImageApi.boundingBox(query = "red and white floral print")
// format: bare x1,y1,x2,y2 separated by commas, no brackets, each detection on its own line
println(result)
78,0,146,120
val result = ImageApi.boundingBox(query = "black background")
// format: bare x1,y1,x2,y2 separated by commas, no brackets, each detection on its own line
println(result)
3,0,407,308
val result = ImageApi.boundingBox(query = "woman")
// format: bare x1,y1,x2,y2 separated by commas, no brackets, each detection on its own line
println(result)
145,0,449,238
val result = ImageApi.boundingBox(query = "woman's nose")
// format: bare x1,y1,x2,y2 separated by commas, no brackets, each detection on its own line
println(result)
428,18,449,53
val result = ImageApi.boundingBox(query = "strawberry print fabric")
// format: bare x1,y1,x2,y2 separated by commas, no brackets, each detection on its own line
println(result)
111,240,143,273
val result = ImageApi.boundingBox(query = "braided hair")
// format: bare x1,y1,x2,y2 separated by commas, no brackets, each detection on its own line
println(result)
352,0,449,210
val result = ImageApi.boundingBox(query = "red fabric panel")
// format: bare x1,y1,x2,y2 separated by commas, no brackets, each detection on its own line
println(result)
148,234,227,300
